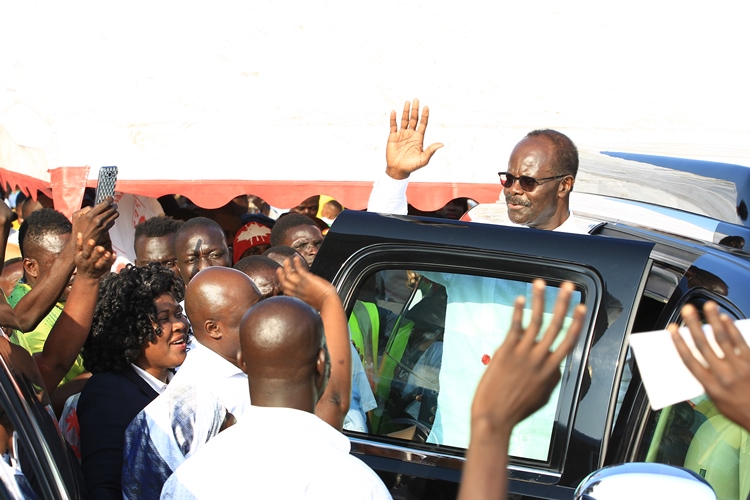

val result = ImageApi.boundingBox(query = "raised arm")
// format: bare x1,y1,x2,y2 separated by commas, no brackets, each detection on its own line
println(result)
277,255,351,430
458,280,586,500
35,233,115,393
671,302,750,431
13,198,118,332
0,200,21,330
367,98,444,214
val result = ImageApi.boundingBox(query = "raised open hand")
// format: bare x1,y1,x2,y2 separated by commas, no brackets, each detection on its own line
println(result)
74,232,115,281
385,98,444,180
459,280,585,500
72,197,119,247
471,280,586,431
671,302,750,430
276,255,336,312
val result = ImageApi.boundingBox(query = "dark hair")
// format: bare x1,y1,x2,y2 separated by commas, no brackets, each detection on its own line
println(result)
234,255,281,276
526,129,579,178
324,199,343,211
3,257,22,266
82,263,186,374
18,208,72,258
262,246,300,259
174,216,224,242
133,216,183,249
270,213,317,247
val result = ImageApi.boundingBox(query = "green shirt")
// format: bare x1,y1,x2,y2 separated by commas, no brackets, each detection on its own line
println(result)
8,280,86,386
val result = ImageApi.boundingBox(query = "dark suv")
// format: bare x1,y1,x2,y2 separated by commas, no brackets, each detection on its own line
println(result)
313,209,750,499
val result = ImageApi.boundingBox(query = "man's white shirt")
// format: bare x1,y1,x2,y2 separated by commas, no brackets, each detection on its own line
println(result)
161,406,392,499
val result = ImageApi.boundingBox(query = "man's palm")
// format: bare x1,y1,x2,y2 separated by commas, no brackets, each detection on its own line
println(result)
385,99,443,180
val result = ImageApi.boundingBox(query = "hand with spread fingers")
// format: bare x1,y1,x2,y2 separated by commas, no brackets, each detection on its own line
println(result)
459,279,586,500
276,255,336,311
75,233,116,281
385,98,444,180
670,302,750,431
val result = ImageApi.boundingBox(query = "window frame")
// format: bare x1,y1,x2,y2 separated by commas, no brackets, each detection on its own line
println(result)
335,242,601,481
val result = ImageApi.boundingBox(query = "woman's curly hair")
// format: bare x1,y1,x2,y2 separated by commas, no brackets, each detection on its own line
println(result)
82,263,186,374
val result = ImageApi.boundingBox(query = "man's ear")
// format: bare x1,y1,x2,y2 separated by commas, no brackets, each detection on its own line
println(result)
22,258,37,279
237,350,247,374
205,320,222,340
558,175,574,197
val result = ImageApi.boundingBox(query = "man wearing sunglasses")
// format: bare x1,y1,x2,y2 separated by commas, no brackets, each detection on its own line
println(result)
367,98,587,235
365,99,588,452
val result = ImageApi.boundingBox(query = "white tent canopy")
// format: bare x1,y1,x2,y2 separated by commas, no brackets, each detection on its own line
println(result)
2,0,749,216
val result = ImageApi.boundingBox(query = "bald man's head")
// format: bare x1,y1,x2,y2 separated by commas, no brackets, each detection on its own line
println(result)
239,296,329,412
185,266,261,365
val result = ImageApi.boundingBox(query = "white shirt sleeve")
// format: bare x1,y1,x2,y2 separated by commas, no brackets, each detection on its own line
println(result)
367,172,409,215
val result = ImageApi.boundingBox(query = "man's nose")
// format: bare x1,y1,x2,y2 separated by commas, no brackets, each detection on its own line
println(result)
508,177,524,195
197,257,212,272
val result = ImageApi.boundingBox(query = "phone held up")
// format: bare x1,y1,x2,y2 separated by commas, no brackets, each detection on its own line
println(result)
94,166,118,205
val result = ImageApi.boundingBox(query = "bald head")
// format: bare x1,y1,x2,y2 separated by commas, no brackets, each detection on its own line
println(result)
185,266,261,365
239,296,328,412
234,256,282,300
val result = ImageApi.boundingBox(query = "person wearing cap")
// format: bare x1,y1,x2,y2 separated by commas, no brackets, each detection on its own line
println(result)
233,218,273,264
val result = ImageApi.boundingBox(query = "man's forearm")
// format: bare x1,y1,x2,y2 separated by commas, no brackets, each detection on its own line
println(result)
315,294,352,430
367,172,409,215
14,243,76,332
37,275,99,393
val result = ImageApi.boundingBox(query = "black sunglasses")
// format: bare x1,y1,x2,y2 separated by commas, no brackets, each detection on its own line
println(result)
498,172,567,192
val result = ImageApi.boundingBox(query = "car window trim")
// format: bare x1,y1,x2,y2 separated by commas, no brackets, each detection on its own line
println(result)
334,243,601,480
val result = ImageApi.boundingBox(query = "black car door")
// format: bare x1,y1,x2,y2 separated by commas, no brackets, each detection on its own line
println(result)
313,211,655,500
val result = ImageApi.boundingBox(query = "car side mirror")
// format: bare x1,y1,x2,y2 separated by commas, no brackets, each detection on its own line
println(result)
574,463,716,499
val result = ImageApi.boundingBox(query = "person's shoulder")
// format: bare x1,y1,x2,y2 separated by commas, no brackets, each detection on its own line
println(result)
6,281,30,307
79,370,139,404
161,424,246,497
313,453,391,499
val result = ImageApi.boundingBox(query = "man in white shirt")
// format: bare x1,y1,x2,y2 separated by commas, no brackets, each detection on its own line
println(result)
366,100,587,457
368,98,587,235
161,296,391,499
122,267,262,499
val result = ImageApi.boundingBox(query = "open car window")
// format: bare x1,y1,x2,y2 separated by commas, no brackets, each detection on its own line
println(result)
346,267,584,465
634,299,749,500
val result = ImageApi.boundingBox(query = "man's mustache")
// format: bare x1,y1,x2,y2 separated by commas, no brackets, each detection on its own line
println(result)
506,196,531,207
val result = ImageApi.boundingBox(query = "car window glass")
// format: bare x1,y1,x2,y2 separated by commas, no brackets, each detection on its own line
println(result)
347,268,582,463
635,301,749,500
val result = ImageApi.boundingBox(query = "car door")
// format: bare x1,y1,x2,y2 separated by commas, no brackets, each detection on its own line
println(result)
313,211,656,500
608,249,750,500
0,333,85,499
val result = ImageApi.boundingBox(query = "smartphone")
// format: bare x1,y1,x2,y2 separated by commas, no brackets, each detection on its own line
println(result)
94,166,118,205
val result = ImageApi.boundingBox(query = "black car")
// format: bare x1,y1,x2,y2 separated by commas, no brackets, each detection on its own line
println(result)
313,209,750,500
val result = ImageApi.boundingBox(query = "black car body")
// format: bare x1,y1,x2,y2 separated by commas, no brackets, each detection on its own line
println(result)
313,209,750,499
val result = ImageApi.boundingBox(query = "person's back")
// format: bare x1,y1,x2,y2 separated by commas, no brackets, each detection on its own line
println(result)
161,296,390,499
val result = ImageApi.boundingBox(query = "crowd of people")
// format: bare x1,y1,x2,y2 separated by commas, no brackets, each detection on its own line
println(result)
0,98,745,499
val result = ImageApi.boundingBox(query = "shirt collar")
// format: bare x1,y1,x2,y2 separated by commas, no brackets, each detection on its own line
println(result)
130,363,172,394
188,338,245,377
